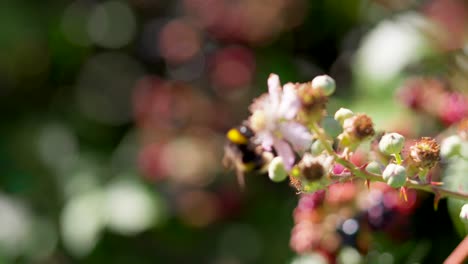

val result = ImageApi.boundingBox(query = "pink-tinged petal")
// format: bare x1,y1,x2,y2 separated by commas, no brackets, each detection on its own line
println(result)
268,73,281,108
333,164,345,175
279,122,312,152
273,138,295,170
255,131,273,151
278,83,301,119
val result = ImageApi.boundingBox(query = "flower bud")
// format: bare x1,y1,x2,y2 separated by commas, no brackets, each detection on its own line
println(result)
460,204,468,221
310,140,326,156
296,82,328,124
312,75,336,96
268,156,288,182
409,137,440,169
342,114,375,141
365,161,382,175
440,135,462,159
382,163,406,188
334,108,354,125
379,133,405,155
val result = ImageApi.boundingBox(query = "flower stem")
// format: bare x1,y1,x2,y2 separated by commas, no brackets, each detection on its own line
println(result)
310,122,468,201
394,153,403,165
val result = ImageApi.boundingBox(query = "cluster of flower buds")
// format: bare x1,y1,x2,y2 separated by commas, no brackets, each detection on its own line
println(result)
225,73,468,233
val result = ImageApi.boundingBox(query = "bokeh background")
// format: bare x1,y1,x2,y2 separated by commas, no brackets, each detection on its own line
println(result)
0,0,467,263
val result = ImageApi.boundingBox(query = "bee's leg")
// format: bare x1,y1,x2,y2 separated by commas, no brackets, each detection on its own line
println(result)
236,170,245,190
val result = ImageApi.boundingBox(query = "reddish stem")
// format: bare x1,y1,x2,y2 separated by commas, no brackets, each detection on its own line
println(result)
444,235,468,264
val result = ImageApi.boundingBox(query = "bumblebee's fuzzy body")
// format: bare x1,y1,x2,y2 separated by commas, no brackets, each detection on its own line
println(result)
223,125,267,186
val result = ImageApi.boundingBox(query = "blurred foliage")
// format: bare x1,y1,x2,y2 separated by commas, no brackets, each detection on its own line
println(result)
0,0,467,263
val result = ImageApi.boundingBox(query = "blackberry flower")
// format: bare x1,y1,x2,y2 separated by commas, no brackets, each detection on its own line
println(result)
298,153,334,182
249,74,312,169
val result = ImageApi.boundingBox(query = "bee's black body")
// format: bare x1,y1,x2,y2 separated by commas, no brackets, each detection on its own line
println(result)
223,125,267,186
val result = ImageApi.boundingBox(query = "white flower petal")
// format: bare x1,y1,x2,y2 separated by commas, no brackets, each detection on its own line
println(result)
279,122,312,152
319,155,335,172
254,131,274,151
249,94,269,113
278,83,301,119
268,74,281,109
273,138,295,170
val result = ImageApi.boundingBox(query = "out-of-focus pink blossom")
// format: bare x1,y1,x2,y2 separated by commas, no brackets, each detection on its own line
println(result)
326,182,357,205
210,46,255,91
138,142,168,181
290,221,321,253
424,0,468,51
439,93,468,125
397,77,468,126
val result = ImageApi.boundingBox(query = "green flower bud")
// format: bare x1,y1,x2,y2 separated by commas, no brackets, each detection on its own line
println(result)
312,75,336,96
268,157,288,182
440,135,462,159
365,161,381,175
310,140,325,156
382,163,406,188
379,133,405,155
334,108,354,125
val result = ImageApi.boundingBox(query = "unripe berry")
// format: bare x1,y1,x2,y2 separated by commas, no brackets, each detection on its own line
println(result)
440,135,462,159
310,140,326,156
382,163,406,188
379,133,405,155
365,161,382,175
312,75,336,96
268,156,288,182
334,108,354,125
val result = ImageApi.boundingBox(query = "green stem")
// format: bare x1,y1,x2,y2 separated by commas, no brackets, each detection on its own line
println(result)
418,168,429,182
310,122,468,201
394,153,402,165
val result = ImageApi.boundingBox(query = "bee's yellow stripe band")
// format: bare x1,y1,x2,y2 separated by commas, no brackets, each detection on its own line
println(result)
242,162,256,172
227,128,249,145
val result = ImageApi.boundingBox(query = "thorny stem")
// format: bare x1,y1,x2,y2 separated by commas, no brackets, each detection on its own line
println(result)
310,122,468,201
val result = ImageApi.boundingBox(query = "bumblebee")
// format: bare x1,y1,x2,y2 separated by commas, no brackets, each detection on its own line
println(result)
223,124,270,187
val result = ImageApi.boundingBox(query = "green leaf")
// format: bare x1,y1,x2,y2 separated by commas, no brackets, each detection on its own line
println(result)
443,158,468,237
